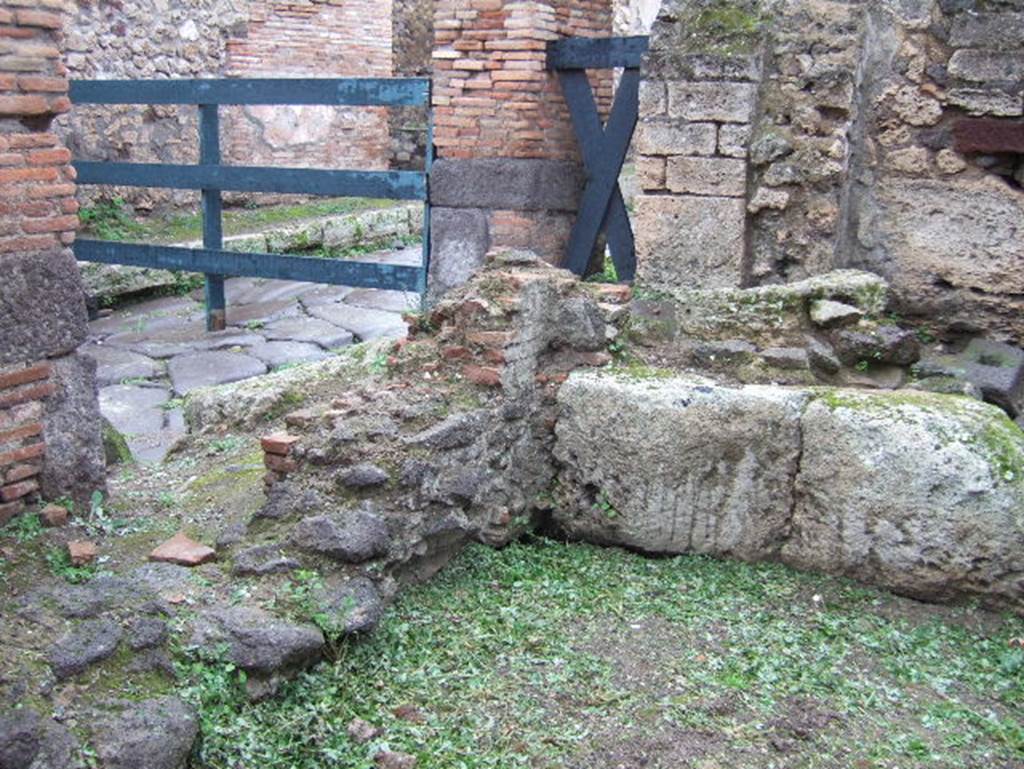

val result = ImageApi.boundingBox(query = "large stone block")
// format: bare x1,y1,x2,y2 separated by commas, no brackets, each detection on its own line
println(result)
948,50,1024,83
860,175,1024,343
428,207,491,302
430,158,582,212
949,12,1024,49
40,351,106,506
0,248,88,365
635,119,716,156
666,81,757,123
634,194,746,289
783,390,1024,609
666,156,747,197
553,372,1024,610
554,372,808,560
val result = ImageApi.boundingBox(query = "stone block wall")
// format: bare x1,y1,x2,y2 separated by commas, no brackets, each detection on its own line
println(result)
428,0,613,299
0,0,104,522
634,0,1024,346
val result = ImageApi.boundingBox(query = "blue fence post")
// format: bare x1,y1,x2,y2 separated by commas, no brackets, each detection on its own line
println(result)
199,103,226,331
419,80,433,307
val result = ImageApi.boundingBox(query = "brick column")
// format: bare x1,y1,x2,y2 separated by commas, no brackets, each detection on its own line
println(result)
0,0,104,523
428,0,613,300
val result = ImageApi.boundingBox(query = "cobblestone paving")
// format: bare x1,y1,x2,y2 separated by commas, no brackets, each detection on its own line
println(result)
85,246,419,463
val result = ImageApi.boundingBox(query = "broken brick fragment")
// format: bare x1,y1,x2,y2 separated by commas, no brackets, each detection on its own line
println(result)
260,433,300,456
149,532,216,567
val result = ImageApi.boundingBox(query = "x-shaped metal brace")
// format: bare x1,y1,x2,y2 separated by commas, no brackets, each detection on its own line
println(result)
556,67,640,282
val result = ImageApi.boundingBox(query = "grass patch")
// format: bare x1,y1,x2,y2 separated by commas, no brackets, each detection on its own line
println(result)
183,540,1024,769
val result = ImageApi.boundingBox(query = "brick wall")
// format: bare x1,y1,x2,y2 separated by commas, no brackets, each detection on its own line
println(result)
432,0,612,162
427,0,613,298
225,0,394,173
0,0,104,522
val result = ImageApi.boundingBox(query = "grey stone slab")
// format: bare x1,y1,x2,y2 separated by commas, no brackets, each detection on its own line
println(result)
224,299,303,326
428,208,490,302
195,332,267,351
246,341,330,369
298,284,356,308
167,351,268,396
226,278,319,305
83,344,163,387
263,317,354,350
99,384,169,437
308,303,407,342
431,158,582,212
344,289,419,313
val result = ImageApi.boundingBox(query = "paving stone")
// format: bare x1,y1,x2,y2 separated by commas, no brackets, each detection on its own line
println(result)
226,278,319,305
309,303,408,342
263,316,354,350
166,350,267,396
83,344,163,387
344,289,419,313
99,385,169,437
224,299,303,326
246,341,329,369
298,284,355,308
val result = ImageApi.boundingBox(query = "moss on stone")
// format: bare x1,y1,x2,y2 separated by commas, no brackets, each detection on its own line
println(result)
670,0,769,55
102,417,133,466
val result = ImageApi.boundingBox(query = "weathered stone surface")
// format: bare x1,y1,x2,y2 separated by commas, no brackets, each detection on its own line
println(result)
149,533,216,567
809,300,862,329
263,317,354,350
49,619,123,679
127,618,169,651
231,544,300,576
309,303,407,342
430,158,582,211
338,463,390,488
404,410,487,450
40,353,106,507
949,12,1024,48
190,606,324,675
54,576,145,619
947,88,1023,117
92,697,198,769
0,250,88,365
245,341,328,369
83,344,163,387
830,324,921,367
166,351,268,396
0,710,77,769
667,81,757,123
634,195,746,289
427,207,491,302
862,176,1024,344
635,119,717,156
98,384,168,438
316,577,385,635
289,509,391,563
665,156,747,197
916,338,1024,417
554,372,807,559
948,50,1024,83
554,371,1024,609
784,391,1024,608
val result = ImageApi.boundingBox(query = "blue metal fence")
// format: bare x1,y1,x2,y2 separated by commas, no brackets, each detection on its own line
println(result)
69,77,433,330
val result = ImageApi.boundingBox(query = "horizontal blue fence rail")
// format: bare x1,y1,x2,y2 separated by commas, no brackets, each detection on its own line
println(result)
75,162,426,200
71,77,433,331
69,77,430,107
75,241,423,292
